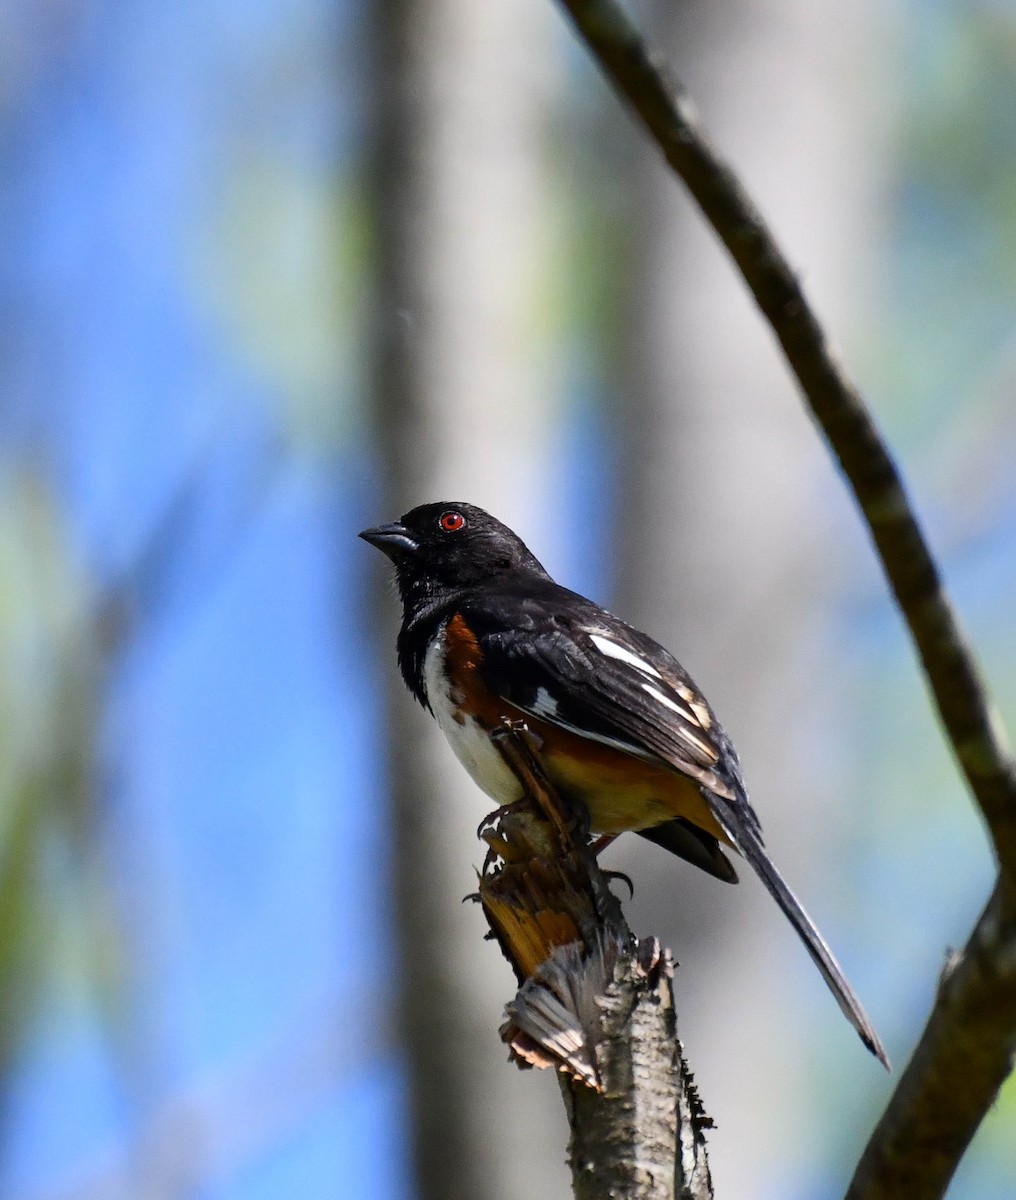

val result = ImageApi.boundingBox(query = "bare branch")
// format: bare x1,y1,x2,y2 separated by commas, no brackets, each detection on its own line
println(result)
478,725,714,1199
846,879,1016,1200
553,0,1016,866
549,1,1016,1196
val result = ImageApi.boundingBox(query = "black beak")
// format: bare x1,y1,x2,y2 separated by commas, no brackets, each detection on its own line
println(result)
358,521,419,558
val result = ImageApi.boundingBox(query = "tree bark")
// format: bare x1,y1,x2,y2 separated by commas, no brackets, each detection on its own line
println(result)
366,2,570,1198
560,945,714,1200
560,947,713,1200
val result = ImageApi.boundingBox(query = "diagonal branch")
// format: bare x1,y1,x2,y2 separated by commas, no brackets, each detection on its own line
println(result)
554,0,1016,867
550,1,1016,1197
845,878,1016,1200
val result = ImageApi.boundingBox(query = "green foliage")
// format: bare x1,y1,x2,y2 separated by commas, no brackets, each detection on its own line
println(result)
0,471,121,1095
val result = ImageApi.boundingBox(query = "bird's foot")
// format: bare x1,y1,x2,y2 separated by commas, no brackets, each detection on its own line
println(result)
476,800,527,840
601,868,635,900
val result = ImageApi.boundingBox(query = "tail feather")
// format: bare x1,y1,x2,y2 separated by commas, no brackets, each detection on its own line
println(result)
715,802,890,1070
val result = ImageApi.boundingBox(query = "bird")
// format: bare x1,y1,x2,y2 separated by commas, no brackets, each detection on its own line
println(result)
360,500,888,1067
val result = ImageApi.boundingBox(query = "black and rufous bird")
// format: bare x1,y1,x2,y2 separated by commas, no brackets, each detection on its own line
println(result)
361,501,888,1067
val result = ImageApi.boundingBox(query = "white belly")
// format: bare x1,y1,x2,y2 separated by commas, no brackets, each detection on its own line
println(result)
423,637,524,805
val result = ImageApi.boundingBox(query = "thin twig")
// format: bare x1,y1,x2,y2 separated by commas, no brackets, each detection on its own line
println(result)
551,1,1016,1196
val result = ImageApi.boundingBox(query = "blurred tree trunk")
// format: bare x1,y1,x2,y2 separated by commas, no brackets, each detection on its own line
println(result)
612,0,887,1195
366,3,570,1199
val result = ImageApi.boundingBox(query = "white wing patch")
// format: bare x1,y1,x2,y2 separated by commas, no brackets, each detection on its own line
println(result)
586,630,717,759
675,683,713,730
588,633,663,679
641,682,695,722
642,684,714,757
531,687,559,717
531,712,659,762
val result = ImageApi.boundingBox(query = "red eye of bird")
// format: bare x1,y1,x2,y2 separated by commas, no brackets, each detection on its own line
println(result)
439,510,466,533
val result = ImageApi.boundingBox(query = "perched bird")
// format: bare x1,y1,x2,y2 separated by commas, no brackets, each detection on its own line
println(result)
361,501,888,1067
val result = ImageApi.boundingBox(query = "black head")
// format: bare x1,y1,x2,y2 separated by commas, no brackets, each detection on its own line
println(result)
359,501,549,611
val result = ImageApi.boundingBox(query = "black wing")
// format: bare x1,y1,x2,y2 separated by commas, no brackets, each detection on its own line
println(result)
460,583,889,1067
461,584,757,820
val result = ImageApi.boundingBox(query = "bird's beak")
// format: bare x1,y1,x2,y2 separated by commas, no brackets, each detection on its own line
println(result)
358,521,419,558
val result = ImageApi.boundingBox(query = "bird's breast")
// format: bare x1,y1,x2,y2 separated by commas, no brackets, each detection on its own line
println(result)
423,622,525,805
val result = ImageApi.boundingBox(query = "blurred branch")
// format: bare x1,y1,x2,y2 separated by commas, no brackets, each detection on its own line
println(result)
550,0,1016,1196
479,724,713,1200
550,0,1016,864
366,0,570,1192
846,879,1016,1200
0,448,278,1142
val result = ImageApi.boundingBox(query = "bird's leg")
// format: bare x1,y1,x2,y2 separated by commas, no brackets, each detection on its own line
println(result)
490,719,578,851
587,833,634,898
601,868,635,900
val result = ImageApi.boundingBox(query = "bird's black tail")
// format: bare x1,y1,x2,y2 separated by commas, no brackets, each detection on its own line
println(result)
714,801,890,1069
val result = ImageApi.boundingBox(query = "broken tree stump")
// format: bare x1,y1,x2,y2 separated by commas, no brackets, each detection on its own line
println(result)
475,721,714,1200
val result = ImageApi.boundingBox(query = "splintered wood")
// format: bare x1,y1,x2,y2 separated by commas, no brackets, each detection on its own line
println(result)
477,722,631,1088
503,928,625,1089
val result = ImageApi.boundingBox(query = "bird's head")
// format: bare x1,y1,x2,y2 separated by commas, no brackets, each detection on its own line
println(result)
359,502,549,609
